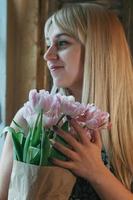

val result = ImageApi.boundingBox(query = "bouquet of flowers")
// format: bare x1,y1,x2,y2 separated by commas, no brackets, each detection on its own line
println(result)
3,89,110,200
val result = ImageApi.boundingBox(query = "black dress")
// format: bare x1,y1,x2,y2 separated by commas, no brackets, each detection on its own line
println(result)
69,150,109,200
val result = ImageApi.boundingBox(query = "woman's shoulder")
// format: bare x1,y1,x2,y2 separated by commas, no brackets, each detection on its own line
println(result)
0,108,27,199
10,107,28,133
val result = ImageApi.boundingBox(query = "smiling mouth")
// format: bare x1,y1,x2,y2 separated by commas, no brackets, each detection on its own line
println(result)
50,66,64,71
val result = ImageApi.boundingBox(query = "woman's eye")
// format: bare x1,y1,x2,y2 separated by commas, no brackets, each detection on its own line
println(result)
57,41,69,49
46,41,70,50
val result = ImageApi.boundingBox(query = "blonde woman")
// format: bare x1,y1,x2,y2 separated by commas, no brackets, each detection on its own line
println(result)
0,3,133,200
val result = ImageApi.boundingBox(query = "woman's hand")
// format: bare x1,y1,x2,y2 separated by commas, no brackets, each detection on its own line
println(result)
52,118,105,182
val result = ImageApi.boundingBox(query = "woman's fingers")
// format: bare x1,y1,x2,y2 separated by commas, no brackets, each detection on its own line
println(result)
52,124,103,179
93,129,102,149
53,140,80,161
53,126,82,152
68,117,91,145
51,158,74,170
68,117,102,149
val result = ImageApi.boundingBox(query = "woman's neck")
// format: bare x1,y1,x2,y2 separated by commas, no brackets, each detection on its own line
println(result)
67,88,82,102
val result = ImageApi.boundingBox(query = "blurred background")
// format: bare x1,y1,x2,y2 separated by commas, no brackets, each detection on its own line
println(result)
0,0,133,156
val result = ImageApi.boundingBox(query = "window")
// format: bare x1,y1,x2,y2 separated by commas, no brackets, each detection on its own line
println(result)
0,0,7,156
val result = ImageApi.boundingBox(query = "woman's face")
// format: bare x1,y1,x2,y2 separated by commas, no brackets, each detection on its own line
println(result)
44,23,84,93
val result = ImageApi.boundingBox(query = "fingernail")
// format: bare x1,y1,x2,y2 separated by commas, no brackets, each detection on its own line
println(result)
49,139,55,145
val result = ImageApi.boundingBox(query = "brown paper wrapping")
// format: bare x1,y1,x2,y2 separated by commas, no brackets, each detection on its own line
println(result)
8,160,76,200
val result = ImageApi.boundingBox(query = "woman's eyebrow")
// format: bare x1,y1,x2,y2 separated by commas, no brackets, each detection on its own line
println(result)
46,33,71,41
55,33,71,38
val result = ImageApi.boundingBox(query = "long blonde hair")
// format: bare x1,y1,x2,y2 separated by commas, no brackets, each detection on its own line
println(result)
45,3,133,190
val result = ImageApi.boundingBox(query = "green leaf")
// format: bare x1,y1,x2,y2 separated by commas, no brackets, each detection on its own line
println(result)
40,129,51,166
49,134,68,165
61,120,69,132
30,112,42,147
3,127,25,161
23,129,32,162
23,112,44,163
12,131,25,161
26,146,41,165
13,120,25,133
48,122,69,165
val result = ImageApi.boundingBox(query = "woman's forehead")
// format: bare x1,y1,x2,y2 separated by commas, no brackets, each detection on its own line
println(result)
45,24,69,41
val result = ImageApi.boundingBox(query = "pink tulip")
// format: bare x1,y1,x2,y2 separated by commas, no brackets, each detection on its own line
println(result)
22,89,110,130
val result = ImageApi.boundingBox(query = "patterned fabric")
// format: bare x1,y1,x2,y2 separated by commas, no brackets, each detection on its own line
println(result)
69,177,101,200
69,150,108,200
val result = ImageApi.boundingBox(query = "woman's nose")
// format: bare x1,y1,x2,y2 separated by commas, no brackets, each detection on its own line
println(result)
43,45,58,61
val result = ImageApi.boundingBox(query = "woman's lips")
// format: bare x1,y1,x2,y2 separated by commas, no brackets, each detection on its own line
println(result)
50,66,64,72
